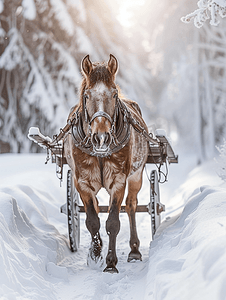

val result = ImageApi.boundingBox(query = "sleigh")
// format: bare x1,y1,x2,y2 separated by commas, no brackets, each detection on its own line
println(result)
28,126,178,252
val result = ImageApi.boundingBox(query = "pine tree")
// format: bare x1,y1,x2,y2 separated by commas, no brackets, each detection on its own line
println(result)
0,0,153,153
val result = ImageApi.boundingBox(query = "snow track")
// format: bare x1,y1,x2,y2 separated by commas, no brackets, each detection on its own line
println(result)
0,153,225,300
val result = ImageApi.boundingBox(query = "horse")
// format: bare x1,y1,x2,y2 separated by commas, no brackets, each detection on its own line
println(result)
63,54,149,273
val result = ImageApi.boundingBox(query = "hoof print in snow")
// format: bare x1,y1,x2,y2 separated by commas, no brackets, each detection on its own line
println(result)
127,251,142,262
103,266,119,274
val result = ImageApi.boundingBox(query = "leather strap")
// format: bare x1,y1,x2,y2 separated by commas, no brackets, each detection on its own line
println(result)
90,111,113,124
71,98,131,157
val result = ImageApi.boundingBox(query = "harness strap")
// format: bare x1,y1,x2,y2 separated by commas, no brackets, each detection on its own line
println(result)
98,157,104,186
90,111,113,124
48,98,159,154
116,98,159,145
49,122,71,147
127,113,159,145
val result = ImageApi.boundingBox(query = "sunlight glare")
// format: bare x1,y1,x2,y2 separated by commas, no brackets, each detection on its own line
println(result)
170,131,178,143
116,0,145,28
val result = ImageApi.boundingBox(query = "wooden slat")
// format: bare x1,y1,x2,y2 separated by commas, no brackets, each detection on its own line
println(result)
147,135,178,164
78,205,148,213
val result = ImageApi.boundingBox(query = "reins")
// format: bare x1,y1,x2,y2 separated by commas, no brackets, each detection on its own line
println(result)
117,98,159,146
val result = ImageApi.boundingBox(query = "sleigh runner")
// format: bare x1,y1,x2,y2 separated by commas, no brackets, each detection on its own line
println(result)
28,54,178,273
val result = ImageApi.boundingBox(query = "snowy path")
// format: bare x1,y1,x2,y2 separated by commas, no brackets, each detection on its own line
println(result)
0,153,225,300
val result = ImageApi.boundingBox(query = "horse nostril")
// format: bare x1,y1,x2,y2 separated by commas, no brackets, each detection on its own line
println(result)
104,133,110,144
92,132,112,149
92,133,100,147
93,133,100,145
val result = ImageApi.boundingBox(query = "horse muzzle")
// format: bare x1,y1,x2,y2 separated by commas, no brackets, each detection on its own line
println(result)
91,132,112,155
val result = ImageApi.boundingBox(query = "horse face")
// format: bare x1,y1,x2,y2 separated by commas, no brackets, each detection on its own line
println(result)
81,54,119,153
85,83,118,151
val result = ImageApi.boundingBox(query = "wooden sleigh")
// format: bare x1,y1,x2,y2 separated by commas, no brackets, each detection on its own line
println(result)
28,126,178,252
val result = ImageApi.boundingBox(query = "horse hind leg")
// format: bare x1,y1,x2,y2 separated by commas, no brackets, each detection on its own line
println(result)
126,172,143,262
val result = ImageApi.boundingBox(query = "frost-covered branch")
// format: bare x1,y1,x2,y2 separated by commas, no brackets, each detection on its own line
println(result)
216,140,226,181
181,0,226,28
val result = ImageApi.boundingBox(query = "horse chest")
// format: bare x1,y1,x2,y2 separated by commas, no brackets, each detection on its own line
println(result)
74,150,127,192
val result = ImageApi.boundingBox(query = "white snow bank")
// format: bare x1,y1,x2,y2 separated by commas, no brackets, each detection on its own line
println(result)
0,154,71,299
0,153,225,300
0,186,69,299
145,167,226,300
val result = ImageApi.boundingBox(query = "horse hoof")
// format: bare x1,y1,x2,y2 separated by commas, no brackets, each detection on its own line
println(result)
127,251,142,262
87,246,103,268
87,254,104,269
103,266,119,274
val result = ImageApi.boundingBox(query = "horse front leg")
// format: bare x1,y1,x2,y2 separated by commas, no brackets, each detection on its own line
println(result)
104,184,126,273
126,172,143,262
77,185,103,266
85,198,103,265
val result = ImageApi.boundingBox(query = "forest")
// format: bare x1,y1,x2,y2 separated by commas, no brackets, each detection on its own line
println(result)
1,1,226,299
0,0,225,167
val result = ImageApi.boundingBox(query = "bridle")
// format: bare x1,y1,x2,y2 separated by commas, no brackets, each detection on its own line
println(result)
83,91,115,155
71,90,131,157
83,93,114,125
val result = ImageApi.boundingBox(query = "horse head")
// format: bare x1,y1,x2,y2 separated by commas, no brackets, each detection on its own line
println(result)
81,54,119,155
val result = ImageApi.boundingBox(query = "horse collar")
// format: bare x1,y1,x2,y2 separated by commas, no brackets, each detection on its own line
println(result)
71,97,130,157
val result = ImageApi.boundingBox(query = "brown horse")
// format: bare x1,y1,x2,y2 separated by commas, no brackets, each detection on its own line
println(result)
64,54,149,273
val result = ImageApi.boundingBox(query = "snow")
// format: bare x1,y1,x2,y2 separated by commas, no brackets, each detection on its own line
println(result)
181,0,226,27
0,28,21,71
155,129,167,137
0,0,3,14
216,140,226,182
215,0,226,6
28,127,52,146
66,0,86,22
75,26,95,56
50,0,74,36
146,186,226,299
22,0,36,20
0,152,225,299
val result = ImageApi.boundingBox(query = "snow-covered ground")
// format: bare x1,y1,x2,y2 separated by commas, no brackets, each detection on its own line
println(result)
0,152,225,300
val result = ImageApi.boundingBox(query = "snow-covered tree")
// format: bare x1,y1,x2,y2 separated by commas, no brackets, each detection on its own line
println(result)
181,1,226,163
0,0,81,152
0,0,153,153
127,0,226,162
216,140,226,181
127,0,201,154
182,0,226,28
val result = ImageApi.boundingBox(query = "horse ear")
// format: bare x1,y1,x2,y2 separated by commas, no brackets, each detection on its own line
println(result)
81,55,93,76
108,54,118,75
